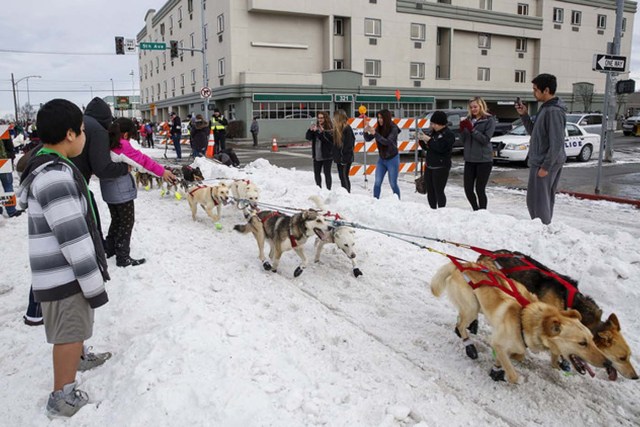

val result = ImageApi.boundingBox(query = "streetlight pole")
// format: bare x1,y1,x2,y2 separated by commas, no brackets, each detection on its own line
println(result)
130,70,135,118
11,74,42,123
200,0,209,121
11,73,18,123
110,78,116,117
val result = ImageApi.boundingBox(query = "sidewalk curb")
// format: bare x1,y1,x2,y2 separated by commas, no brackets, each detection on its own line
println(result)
559,191,640,208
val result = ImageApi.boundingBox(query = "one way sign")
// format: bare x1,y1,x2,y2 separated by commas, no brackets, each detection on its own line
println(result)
592,54,626,73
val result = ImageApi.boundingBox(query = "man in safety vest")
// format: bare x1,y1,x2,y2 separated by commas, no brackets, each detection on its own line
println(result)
210,108,228,154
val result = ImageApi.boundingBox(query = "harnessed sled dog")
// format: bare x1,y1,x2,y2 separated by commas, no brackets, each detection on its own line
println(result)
308,196,362,278
233,209,330,277
135,171,162,189
186,182,230,222
229,179,260,218
477,250,637,380
431,260,613,384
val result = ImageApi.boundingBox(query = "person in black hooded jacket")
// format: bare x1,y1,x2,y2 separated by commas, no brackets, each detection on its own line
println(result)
418,110,455,209
70,97,130,251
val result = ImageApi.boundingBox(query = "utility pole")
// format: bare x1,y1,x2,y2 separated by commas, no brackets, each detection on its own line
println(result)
200,0,209,121
11,73,18,123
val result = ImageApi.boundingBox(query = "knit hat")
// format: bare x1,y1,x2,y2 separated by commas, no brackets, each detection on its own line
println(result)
430,111,448,126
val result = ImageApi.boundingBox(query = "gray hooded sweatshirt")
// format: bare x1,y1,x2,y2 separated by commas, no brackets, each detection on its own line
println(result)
522,97,567,170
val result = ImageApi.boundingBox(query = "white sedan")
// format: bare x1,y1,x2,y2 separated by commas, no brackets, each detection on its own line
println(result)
491,123,600,163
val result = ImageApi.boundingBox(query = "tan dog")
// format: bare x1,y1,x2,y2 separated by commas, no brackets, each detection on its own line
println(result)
430,261,613,384
233,209,329,277
229,179,260,219
186,182,230,222
477,251,637,380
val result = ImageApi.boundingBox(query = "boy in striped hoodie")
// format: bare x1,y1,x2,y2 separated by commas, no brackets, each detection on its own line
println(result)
17,99,110,418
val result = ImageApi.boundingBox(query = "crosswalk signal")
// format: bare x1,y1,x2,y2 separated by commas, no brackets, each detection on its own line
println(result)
115,36,125,55
170,40,179,59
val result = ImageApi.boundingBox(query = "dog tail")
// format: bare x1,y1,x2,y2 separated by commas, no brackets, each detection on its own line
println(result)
430,262,457,297
308,195,325,211
233,215,259,234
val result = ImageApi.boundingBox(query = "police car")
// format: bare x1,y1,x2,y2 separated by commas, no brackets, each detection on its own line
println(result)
491,123,600,163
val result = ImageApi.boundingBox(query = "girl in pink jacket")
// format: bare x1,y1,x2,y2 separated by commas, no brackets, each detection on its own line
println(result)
100,118,175,267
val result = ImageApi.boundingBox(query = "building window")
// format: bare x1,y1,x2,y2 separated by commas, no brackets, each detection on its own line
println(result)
187,0,193,13
334,59,344,69
180,74,185,88
553,8,564,23
438,0,451,3
410,62,425,79
155,57,159,73
364,18,381,37
477,67,490,81
364,59,381,77
144,64,147,79
334,18,344,36
517,3,529,16
478,33,491,48
515,70,526,83
571,10,581,26
160,23,165,36
191,69,196,85
515,38,527,52
178,7,183,24
217,14,224,34
622,18,626,31
204,24,208,49
169,16,173,35
179,40,184,59
190,33,195,56
218,58,225,77
163,81,167,98
597,15,606,29
480,0,492,10
410,23,425,41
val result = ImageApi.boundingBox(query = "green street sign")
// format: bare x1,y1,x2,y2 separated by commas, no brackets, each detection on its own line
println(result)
139,42,166,50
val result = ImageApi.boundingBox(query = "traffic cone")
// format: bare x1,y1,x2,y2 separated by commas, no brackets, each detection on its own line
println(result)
206,130,215,158
271,137,278,152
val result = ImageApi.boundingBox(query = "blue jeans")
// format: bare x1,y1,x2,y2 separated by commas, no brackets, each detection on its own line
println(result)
0,172,17,216
373,155,401,199
172,134,182,159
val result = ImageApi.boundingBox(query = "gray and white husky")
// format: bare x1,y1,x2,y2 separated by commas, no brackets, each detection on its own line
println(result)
233,209,329,277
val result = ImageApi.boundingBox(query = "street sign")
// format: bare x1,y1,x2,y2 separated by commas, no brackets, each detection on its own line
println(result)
592,54,626,72
616,79,636,95
139,42,167,50
334,94,353,102
115,96,131,110
200,86,212,99
124,38,137,53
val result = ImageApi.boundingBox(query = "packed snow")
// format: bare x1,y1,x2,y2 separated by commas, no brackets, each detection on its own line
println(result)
1,150,639,426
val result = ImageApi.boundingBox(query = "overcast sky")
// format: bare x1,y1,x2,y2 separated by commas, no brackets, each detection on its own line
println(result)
2,0,640,121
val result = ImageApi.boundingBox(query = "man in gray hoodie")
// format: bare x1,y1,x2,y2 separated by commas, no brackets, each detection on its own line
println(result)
515,73,567,225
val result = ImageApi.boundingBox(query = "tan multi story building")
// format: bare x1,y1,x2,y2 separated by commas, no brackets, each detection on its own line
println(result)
137,0,636,139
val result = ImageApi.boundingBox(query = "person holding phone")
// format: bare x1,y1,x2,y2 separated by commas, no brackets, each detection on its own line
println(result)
417,111,455,208
460,96,496,210
305,111,334,190
515,73,567,225
364,109,400,199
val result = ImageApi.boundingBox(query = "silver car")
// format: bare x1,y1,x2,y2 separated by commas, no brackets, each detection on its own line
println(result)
622,115,640,136
566,113,602,135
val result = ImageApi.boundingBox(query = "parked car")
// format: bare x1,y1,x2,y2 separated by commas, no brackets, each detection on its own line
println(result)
622,115,640,136
566,113,602,135
491,123,600,163
410,109,467,149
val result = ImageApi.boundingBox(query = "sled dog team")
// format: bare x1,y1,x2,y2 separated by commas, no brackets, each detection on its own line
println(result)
148,167,636,384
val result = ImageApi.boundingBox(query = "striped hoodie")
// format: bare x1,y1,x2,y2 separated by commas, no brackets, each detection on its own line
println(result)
17,153,109,308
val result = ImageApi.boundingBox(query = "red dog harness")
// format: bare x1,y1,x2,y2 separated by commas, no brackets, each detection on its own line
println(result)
189,185,219,206
260,211,299,248
448,255,531,307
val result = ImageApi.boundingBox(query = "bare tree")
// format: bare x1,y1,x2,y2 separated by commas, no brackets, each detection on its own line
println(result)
20,103,36,122
572,82,594,112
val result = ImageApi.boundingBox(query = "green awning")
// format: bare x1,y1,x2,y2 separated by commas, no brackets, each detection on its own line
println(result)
253,93,333,102
355,95,435,103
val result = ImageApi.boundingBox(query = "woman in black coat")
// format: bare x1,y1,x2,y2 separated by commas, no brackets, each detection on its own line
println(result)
190,114,209,158
305,111,334,189
331,109,355,192
418,111,455,209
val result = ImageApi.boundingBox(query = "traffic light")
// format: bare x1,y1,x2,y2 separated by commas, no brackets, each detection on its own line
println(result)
616,79,636,95
170,40,179,59
115,36,125,55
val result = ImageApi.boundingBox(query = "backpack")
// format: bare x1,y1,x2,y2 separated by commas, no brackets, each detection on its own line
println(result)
415,152,427,195
145,124,153,134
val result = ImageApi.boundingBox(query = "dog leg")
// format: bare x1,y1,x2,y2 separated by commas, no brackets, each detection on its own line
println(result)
188,197,198,221
314,239,324,263
205,205,220,222
492,343,519,384
270,244,282,273
293,247,308,278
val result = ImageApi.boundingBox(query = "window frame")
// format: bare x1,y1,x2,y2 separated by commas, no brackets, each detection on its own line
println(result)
410,62,425,80
477,67,490,81
515,38,527,52
480,0,492,11
553,8,564,23
597,14,607,29
478,33,491,49
217,14,224,34
364,18,381,37
515,70,526,83
517,3,529,16
571,10,582,26
410,23,426,41
334,18,344,36
218,58,225,77
364,59,381,77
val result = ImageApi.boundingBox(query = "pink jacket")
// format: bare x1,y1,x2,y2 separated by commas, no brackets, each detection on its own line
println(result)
110,139,165,177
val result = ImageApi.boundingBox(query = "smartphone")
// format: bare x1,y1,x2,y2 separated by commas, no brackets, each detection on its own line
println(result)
515,97,522,107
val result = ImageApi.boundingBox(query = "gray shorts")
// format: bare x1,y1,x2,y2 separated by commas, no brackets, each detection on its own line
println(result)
42,292,94,344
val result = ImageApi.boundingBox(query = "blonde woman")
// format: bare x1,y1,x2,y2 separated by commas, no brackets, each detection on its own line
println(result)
460,97,496,210
331,110,355,192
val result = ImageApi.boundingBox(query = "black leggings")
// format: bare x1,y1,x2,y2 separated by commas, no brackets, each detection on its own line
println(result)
106,200,136,263
313,159,332,190
336,163,352,193
463,162,493,210
425,166,450,209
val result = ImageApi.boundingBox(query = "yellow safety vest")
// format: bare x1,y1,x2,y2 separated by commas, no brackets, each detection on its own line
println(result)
211,117,226,131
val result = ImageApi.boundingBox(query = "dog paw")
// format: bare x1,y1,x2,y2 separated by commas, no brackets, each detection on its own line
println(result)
293,267,304,277
353,268,363,278
489,367,506,382
467,319,479,335
465,344,478,360
263,261,272,271
454,326,461,338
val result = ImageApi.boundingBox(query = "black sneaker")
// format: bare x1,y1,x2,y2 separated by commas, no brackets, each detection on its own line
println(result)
116,257,146,267
23,315,44,326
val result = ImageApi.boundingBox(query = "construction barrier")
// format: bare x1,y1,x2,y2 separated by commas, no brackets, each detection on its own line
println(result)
347,117,427,179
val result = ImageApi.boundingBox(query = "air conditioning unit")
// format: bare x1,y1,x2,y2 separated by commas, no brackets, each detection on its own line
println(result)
369,38,377,45
369,79,377,86
219,78,224,86
218,34,223,42
481,50,488,56
554,24,561,30
416,3,423,9
414,42,422,49
597,30,604,35
414,81,421,87
518,53,524,59
572,27,579,32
